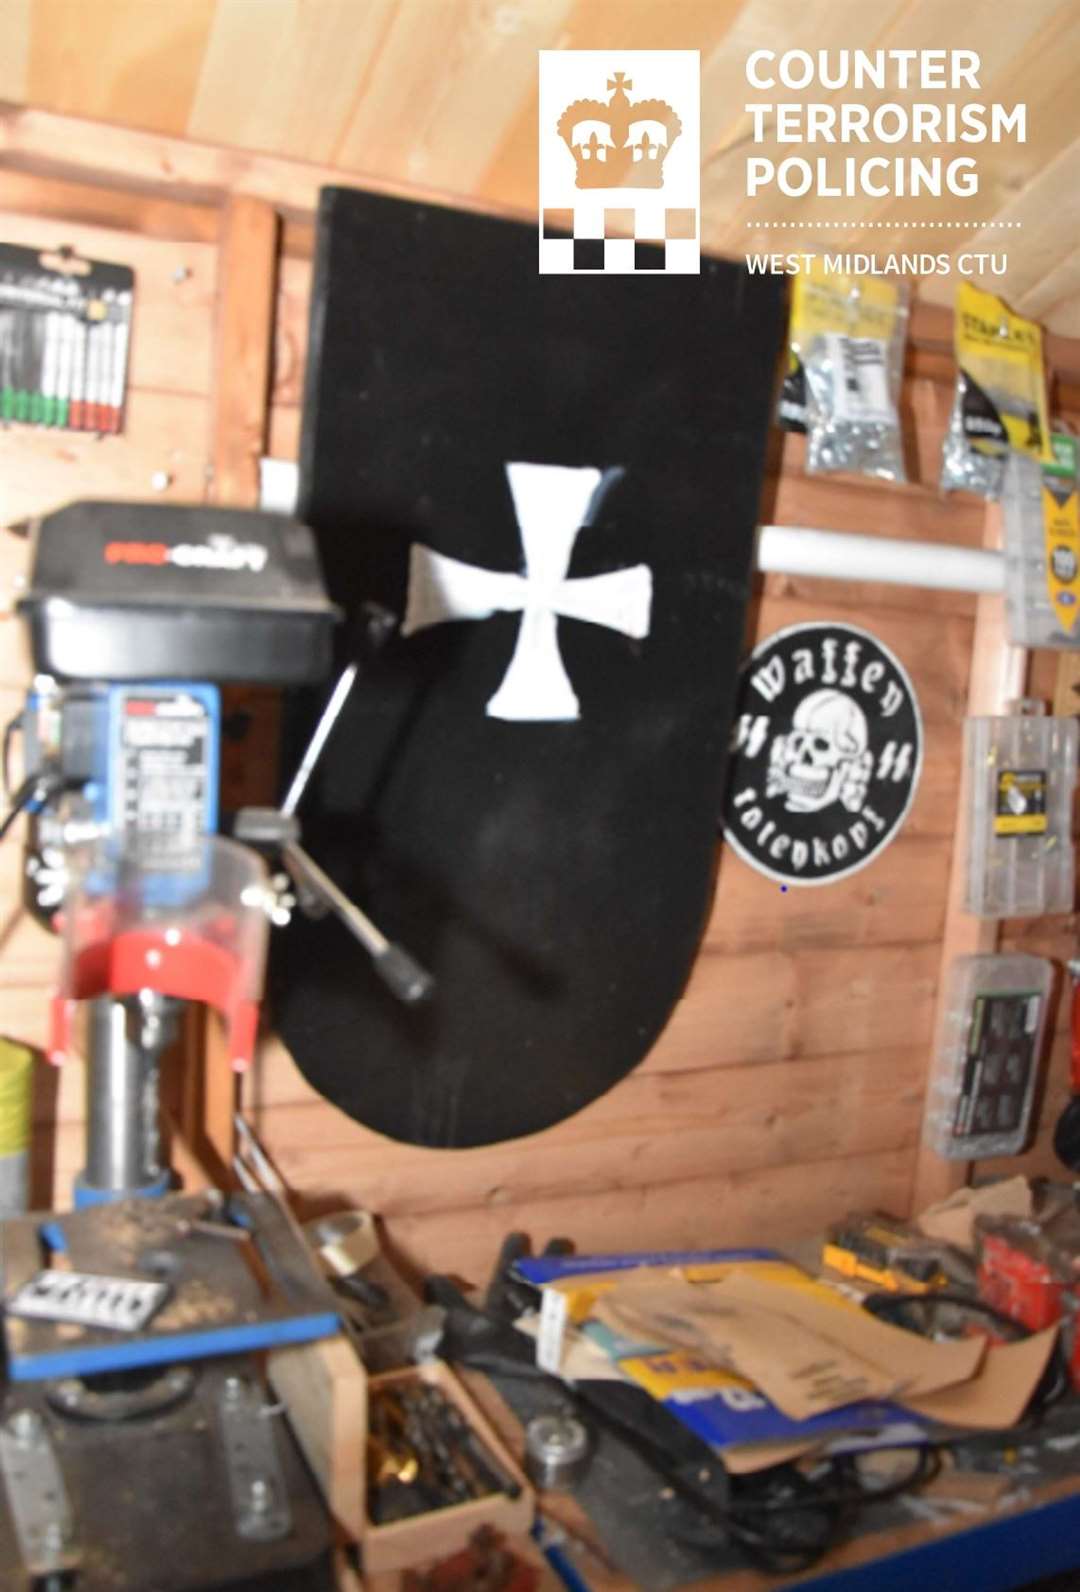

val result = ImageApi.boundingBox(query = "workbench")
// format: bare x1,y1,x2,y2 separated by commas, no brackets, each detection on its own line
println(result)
448,1370,1080,1592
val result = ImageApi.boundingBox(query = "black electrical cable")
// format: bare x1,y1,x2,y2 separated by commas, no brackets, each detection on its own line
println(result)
444,1355,938,1575
668,1443,942,1574
569,1378,850,1575
430,1270,945,1575
0,774,40,842
0,769,65,844
1,708,21,799
863,1289,1071,1429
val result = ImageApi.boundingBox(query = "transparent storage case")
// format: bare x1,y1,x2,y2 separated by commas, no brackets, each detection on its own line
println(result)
923,953,1054,1160
50,834,271,1072
964,701,1077,918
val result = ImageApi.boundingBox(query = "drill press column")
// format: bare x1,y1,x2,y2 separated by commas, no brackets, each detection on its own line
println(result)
79,994,176,1203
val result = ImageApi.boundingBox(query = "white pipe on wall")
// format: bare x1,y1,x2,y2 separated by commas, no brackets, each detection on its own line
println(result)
757,524,1005,595
258,459,1007,597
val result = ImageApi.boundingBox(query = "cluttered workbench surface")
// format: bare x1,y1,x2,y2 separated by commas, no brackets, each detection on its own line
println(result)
461,1375,1080,1592
353,1174,1080,1592
357,1409,1080,1592
5,1170,1080,1592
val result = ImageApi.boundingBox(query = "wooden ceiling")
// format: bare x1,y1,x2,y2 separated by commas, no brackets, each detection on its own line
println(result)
1,0,1078,333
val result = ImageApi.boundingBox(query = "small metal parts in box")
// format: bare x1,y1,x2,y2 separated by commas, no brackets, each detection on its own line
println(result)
363,1365,533,1575
369,1380,521,1523
963,701,1077,918
1002,437,1080,649
923,953,1053,1159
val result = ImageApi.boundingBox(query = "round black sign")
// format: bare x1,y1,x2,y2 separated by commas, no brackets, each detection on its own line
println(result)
722,622,923,887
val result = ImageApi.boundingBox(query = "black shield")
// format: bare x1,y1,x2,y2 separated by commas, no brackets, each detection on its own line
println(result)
268,187,785,1146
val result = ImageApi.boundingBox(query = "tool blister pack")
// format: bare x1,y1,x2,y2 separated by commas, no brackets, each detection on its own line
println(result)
0,243,134,434
1002,433,1080,648
923,953,1054,1159
963,701,1077,918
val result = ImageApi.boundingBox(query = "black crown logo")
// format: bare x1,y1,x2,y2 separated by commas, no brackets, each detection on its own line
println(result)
557,70,682,190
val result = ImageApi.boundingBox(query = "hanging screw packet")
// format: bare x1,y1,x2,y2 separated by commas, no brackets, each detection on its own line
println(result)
0,243,134,434
940,282,1050,500
787,263,909,482
1002,433,1080,647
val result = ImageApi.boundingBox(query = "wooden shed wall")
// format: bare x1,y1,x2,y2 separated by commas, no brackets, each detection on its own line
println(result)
1,113,1078,1288
3,0,1080,335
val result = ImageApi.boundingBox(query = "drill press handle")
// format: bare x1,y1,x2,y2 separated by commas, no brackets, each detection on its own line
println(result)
233,808,434,1006
235,603,435,1006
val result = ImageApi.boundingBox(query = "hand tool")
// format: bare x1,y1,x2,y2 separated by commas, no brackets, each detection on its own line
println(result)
823,1214,952,1293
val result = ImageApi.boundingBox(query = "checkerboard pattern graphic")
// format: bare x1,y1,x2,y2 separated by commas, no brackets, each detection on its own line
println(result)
538,52,700,276
541,204,699,275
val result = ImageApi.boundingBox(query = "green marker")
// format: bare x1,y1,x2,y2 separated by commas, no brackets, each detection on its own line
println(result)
41,309,59,426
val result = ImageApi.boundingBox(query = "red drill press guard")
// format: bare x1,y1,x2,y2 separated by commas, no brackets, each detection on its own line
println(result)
48,836,270,1074
49,923,260,1073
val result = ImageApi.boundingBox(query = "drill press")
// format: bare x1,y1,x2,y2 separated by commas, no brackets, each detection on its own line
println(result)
0,499,427,1589
13,499,337,1207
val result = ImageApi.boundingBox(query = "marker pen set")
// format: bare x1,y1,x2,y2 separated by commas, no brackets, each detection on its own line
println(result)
0,243,134,434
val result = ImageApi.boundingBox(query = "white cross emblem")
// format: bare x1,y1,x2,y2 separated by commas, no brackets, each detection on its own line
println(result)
401,462,652,722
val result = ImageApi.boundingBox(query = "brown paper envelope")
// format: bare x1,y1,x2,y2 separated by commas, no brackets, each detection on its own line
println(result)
907,1327,1058,1429
713,1272,986,1399
544,1256,811,1324
595,1283,900,1420
917,1177,1033,1251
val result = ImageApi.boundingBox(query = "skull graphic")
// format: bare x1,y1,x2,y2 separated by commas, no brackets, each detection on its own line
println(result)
766,688,873,814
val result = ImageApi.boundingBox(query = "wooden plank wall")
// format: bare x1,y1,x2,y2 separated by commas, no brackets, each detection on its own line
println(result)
1,143,1078,1287
3,1,1080,335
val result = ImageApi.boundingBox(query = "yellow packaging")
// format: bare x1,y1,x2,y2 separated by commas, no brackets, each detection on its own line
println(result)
942,285,1051,498
543,1256,810,1326
1043,434,1080,635
792,262,904,347
0,1038,32,1157
619,1349,759,1403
